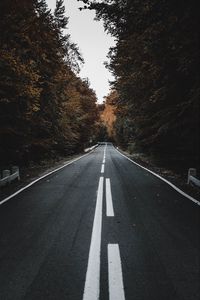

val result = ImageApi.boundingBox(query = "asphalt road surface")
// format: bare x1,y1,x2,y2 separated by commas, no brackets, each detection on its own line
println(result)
0,144,199,300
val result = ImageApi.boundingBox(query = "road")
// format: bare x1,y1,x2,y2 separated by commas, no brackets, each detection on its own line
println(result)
0,144,199,300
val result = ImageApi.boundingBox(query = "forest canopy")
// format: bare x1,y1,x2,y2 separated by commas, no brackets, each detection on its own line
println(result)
0,0,99,166
80,0,200,169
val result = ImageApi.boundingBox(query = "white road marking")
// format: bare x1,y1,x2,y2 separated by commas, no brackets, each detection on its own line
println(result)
106,178,114,217
83,177,104,300
103,149,106,163
104,144,107,157
101,164,105,174
108,244,125,300
0,150,96,206
115,147,200,206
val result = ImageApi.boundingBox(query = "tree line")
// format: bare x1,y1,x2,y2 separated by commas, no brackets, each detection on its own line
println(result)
81,0,199,169
0,0,99,166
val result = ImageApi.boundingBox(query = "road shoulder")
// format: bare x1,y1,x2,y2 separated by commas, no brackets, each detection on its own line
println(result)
116,147,200,202
0,151,92,203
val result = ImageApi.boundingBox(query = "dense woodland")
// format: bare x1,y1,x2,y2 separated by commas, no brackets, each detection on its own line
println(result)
0,0,99,166
1,0,199,171
81,0,200,169
100,90,117,139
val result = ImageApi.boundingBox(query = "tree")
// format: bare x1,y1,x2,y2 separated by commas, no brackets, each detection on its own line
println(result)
0,0,99,165
79,0,200,168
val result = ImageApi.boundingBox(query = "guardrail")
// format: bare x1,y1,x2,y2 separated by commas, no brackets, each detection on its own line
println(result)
84,144,99,153
187,168,200,188
0,166,20,187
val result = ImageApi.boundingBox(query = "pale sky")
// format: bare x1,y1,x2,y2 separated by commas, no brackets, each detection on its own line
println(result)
46,0,115,103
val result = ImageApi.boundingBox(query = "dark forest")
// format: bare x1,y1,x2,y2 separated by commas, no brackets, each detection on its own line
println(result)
0,0,199,171
81,0,199,170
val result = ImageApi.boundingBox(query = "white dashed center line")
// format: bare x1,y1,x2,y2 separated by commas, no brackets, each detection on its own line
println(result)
83,145,126,300
106,178,114,217
108,244,125,300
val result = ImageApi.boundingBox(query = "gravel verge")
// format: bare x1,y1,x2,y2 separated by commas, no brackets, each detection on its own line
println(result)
118,148,200,202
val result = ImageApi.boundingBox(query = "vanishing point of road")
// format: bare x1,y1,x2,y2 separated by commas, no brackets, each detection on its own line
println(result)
0,144,199,300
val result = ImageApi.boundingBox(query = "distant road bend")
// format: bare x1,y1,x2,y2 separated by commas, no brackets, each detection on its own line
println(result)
0,144,199,300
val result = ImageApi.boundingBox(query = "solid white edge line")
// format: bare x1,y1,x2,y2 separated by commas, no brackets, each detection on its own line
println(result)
83,177,104,300
108,244,125,300
101,164,105,174
115,147,200,206
106,178,114,217
0,149,97,206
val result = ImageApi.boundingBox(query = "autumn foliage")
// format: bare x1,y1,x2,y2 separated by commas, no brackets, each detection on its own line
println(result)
0,0,99,165
100,90,117,139
80,0,200,169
